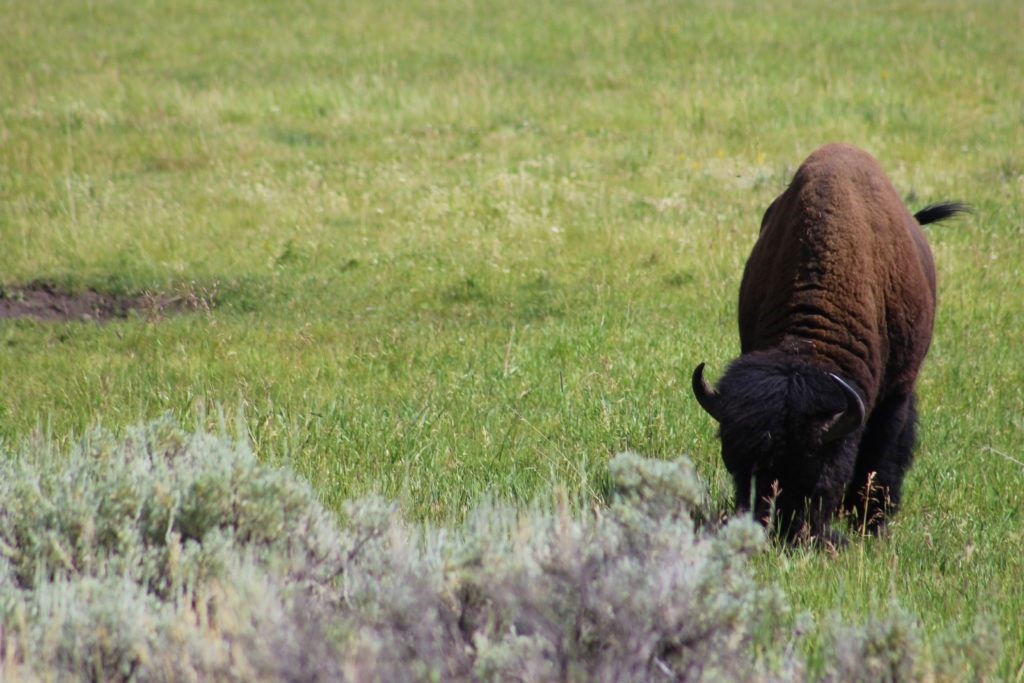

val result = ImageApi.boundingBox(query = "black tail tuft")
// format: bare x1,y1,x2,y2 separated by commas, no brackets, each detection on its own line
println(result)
913,202,971,226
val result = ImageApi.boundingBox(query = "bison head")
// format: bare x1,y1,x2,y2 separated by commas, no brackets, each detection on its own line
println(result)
692,352,865,541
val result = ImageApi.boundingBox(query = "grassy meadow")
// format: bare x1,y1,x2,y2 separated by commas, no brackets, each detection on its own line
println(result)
2,0,1022,676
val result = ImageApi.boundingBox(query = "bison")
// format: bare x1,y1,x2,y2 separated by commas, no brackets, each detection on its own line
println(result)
692,143,967,546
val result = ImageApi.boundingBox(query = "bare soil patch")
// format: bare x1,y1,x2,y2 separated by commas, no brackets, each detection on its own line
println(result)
0,283,209,323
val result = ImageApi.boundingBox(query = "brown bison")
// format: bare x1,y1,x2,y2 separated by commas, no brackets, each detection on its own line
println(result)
692,143,967,546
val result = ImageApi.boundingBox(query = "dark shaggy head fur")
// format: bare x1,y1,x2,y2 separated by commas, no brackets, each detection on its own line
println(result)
699,351,863,542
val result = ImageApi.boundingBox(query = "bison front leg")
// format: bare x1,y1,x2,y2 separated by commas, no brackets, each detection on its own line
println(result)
846,393,918,534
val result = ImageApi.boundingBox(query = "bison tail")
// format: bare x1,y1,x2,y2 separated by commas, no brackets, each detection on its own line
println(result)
914,202,971,225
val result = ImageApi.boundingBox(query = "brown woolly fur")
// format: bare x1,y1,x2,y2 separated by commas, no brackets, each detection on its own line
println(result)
694,144,968,546
741,144,938,401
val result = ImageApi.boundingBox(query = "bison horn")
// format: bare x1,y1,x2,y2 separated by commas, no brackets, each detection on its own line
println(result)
692,362,724,422
821,373,866,442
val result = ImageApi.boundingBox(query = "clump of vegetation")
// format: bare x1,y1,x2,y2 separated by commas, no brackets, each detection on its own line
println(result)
0,421,997,681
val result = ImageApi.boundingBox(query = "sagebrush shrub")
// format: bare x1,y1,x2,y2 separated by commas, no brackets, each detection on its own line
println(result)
0,420,997,681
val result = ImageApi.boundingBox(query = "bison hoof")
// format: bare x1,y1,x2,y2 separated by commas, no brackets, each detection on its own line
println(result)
803,529,848,553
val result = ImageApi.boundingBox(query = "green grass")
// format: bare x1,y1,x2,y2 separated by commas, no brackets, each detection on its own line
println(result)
2,0,1022,676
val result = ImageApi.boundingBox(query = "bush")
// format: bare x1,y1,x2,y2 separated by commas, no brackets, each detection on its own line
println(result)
0,421,998,681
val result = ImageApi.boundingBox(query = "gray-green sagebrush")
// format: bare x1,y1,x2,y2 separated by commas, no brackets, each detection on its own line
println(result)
0,421,998,680
1,0,1022,676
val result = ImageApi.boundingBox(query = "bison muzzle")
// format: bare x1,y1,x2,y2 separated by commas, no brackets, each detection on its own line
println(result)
693,143,967,547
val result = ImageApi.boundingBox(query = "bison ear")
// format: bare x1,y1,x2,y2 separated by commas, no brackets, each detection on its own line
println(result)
821,373,865,442
692,362,724,422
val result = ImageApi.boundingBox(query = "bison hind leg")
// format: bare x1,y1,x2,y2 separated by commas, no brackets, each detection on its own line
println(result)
846,393,918,534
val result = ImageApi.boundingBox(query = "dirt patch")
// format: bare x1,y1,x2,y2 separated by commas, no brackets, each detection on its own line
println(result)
0,283,210,323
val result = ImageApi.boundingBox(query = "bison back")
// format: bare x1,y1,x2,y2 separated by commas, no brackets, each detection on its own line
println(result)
738,143,936,408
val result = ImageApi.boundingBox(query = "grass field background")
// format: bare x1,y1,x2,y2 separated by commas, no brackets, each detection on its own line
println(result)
2,0,1022,675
